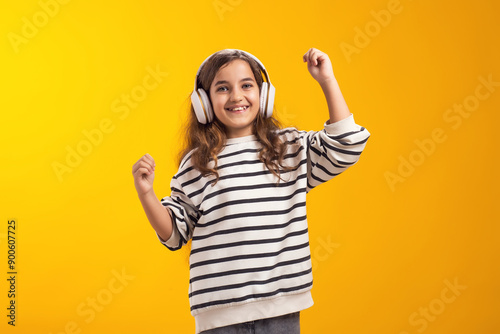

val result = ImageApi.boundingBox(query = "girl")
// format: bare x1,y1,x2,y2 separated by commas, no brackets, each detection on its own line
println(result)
132,48,370,333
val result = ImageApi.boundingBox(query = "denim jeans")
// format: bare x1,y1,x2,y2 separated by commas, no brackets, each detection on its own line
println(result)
200,312,300,334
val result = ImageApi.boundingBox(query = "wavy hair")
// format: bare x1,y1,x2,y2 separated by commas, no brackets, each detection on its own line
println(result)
177,50,294,184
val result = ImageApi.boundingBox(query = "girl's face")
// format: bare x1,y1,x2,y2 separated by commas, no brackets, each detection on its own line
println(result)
209,59,260,138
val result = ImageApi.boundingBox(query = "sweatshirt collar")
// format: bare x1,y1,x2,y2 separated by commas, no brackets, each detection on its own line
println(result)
225,134,258,146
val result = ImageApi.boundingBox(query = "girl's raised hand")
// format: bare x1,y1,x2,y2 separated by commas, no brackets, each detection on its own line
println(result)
132,153,156,196
303,48,335,85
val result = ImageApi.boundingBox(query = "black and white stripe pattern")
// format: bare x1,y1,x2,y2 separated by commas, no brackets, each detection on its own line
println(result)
158,114,370,322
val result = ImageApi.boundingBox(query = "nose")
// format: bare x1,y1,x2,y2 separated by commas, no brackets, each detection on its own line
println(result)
230,87,243,101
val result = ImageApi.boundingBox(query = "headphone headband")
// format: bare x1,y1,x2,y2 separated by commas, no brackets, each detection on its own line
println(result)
193,49,271,90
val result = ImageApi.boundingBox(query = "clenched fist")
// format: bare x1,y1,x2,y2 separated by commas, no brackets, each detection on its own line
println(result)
132,153,156,196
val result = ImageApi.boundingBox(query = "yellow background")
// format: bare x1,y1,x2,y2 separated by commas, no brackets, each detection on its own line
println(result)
1,0,499,333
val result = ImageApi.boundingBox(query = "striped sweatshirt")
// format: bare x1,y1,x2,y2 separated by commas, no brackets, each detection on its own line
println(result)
157,113,370,333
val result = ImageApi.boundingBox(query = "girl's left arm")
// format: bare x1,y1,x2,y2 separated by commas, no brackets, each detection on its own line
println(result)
303,48,351,123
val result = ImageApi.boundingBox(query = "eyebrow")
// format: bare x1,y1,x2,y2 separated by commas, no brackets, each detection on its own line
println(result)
214,77,255,86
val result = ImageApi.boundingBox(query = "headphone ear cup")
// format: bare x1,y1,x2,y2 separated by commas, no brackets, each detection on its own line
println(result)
190,89,213,124
198,89,214,123
190,90,205,124
265,83,275,118
260,82,275,118
260,83,268,117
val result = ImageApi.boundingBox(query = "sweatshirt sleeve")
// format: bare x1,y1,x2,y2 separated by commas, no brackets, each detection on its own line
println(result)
304,113,370,192
156,175,199,251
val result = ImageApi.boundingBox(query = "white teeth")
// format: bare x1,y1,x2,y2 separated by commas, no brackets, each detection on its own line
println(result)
228,106,247,111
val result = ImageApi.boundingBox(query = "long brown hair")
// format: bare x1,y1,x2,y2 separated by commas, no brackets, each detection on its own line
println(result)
177,50,293,183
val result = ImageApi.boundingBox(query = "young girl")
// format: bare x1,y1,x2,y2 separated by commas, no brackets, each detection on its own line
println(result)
132,48,370,333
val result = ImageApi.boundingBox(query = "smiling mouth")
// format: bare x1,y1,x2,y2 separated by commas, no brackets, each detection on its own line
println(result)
225,106,249,112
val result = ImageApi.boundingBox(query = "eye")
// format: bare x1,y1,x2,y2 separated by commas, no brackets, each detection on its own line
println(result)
242,83,253,89
216,86,228,92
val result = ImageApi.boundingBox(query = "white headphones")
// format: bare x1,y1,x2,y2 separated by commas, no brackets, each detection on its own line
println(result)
190,49,275,124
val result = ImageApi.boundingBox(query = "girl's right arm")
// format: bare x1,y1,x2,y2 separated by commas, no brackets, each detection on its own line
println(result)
132,154,173,242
